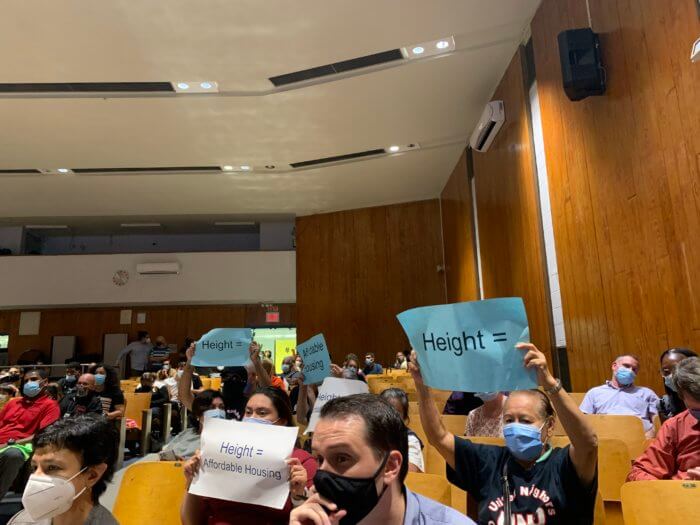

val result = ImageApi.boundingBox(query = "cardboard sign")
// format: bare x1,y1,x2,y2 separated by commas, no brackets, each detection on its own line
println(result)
192,328,253,367
297,334,331,385
305,377,369,433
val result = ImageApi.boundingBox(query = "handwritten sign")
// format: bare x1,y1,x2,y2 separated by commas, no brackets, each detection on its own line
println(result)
397,298,536,392
189,418,298,509
191,328,252,367
306,377,369,433
297,334,331,385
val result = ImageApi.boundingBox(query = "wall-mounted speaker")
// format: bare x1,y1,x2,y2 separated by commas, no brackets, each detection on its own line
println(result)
557,28,606,101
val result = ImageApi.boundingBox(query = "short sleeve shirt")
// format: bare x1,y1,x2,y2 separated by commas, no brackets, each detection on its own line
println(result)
447,437,597,525
0,395,60,442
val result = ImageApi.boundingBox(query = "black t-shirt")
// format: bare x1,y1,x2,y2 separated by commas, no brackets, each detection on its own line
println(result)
447,437,597,525
192,374,203,390
99,389,125,414
59,393,104,417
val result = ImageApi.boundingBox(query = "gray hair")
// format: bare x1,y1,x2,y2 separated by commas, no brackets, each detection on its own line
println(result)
672,357,700,401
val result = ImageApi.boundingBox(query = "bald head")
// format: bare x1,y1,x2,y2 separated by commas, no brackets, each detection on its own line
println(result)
78,373,96,389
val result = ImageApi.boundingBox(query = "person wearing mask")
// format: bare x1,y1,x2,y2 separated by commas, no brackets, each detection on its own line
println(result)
331,355,366,383
380,387,425,472
363,352,384,376
159,389,225,461
393,351,408,370
116,331,152,377
57,362,81,397
465,392,507,437
149,335,171,371
181,386,317,525
0,367,22,398
91,364,124,420
657,347,697,422
9,414,119,525
290,393,473,525
0,369,61,500
295,355,304,371
580,354,659,437
59,374,103,418
411,343,598,525
628,357,700,480
280,355,302,384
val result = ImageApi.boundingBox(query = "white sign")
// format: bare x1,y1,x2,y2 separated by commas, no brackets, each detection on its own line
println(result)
305,377,369,433
189,418,298,509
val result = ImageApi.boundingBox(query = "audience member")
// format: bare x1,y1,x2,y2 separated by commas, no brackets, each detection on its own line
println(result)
0,369,61,500
0,385,15,410
45,382,62,402
465,392,507,437
443,391,482,416
380,387,425,472
411,344,598,524
331,354,366,382
57,362,81,396
91,364,124,420
149,335,171,371
9,414,118,524
290,393,474,525
116,330,152,377
179,337,195,363
263,359,287,393
294,355,304,371
363,352,384,375
579,354,659,436
59,373,103,418
181,387,316,524
0,367,22,398
628,357,700,480
657,347,698,422
393,351,408,370
280,355,302,385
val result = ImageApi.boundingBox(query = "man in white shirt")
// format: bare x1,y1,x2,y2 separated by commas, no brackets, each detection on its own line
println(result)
116,331,151,377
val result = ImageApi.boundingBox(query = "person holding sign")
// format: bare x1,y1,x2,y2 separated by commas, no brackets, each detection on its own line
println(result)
181,387,317,525
410,343,598,525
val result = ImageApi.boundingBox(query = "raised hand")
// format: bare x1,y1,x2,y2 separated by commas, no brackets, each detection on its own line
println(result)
287,457,308,498
516,342,557,389
407,351,424,387
183,450,201,486
185,342,196,364
289,491,347,525
330,364,343,378
249,341,262,362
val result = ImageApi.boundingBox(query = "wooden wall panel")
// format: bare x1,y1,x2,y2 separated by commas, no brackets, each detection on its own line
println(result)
296,200,446,366
0,304,295,364
531,0,700,391
472,48,555,362
440,151,480,303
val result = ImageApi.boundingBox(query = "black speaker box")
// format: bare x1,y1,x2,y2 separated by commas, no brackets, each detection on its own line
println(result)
557,28,606,101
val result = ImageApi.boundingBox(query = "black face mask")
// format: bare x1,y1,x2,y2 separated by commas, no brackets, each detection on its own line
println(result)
313,454,389,525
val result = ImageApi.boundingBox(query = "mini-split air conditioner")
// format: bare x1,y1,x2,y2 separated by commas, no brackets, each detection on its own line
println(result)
469,100,505,153
136,262,181,276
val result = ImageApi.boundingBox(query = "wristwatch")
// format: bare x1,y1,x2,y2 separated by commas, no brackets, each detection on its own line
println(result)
544,378,562,395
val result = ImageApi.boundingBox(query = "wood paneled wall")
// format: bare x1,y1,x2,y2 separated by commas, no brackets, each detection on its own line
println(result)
531,0,700,391
296,200,446,366
0,304,295,364
440,151,480,303
471,48,555,361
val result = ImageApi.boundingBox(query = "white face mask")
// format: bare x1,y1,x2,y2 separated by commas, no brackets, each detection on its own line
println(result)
22,467,87,521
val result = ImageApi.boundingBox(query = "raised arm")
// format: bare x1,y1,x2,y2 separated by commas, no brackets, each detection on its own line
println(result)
249,342,271,387
517,343,598,486
179,343,197,411
408,359,456,469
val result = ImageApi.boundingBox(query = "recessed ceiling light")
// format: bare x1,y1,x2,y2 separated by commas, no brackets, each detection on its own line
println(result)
412,46,425,55
388,145,400,153
177,82,189,90
200,82,213,89
265,165,276,169
436,40,450,49
404,36,455,59
240,165,251,171
57,168,71,173
221,165,234,171
173,81,219,93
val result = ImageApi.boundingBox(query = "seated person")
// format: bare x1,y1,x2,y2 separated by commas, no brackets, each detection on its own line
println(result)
59,373,103,418
149,336,171,371
465,392,507,437
181,387,316,524
0,369,61,500
657,347,697,422
411,344,598,525
57,362,81,397
579,354,659,436
45,383,62,402
394,351,408,370
379,387,425,472
280,355,302,386
443,391,482,416
330,354,367,382
159,389,225,461
90,364,124,420
10,414,119,524
628,357,700,480
135,372,170,407
290,393,474,525
363,352,384,375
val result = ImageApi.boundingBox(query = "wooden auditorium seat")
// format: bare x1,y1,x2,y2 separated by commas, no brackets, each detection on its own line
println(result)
621,480,700,525
405,472,452,506
123,392,153,456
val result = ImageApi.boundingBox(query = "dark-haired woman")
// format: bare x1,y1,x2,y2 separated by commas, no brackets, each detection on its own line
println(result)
411,343,599,525
181,387,317,525
90,364,124,421
658,347,698,422
10,414,119,525
379,387,425,472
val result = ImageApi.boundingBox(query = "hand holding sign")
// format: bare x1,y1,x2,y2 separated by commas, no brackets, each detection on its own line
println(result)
518,342,558,390
296,334,331,385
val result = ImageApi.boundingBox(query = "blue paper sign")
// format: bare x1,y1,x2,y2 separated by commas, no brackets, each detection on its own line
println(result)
297,334,331,385
396,298,536,392
192,328,253,367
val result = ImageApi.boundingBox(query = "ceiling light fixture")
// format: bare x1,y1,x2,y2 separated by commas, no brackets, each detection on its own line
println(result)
265,165,276,169
177,82,190,90
25,224,69,230
57,168,70,173
240,165,251,171
412,46,425,55
385,143,421,154
120,223,161,228
39,168,74,174
436,40,450,49
403,36,455,59
221,165,234,171
172,81,219,93
388,145,400,153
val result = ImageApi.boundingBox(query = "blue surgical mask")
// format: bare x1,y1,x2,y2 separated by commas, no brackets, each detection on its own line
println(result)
503,422,545,462
64,375,77,383
615,367,636,386
664,375,675,392
365,358,373,366
94,374,106,386
203,408,226,420
281,364,291,373
689,408,700,421
475,392,499,402
23,381,42,398
243,417,277,425
348,366,357,374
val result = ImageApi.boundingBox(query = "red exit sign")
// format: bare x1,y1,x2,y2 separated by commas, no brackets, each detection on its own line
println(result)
265,311,280,323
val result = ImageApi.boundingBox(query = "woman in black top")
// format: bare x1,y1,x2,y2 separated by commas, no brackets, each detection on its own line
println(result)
91,364,124,420
657,347,697,422
411,343,598,525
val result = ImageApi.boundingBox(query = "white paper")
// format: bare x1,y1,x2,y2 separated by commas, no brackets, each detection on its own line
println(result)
18,311,41,335
136,312,146,324
189,418,298,509
119,309,132,325
305,377,369,433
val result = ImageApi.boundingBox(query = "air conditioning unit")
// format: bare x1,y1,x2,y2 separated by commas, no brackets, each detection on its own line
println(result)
469,100,505,153
136,262,181,276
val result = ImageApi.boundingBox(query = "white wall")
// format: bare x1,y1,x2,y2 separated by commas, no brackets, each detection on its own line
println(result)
0,251,295,308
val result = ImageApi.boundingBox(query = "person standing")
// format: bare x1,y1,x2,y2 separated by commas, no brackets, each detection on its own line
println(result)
149,336,171,371
116,331,152,377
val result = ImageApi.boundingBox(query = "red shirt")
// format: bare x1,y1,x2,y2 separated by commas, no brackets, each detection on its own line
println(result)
269,376,287,393
0,394,60,443
628,410,700,480
201,447,316,525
